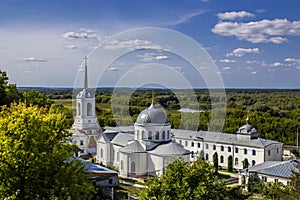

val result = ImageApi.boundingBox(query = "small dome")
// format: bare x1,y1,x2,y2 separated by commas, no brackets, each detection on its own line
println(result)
76,89,95,98
136,103,169,125
237,123,257,134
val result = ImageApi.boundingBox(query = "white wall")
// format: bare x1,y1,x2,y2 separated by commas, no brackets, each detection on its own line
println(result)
264,144,283,161
175,138,271,170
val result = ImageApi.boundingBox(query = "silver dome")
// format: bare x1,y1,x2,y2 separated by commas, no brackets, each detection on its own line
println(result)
136,103,169,125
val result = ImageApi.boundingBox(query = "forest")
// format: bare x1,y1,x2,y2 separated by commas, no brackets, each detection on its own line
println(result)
46,87,300,146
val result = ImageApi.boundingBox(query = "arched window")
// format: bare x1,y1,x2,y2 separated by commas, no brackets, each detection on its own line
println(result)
137,130,140,139
191,151,194,158
228,146,231,152
252,160,256,166
167,130,170,139
244,148,248,155
198,143,201,148
100,149,103,158
235,158,239,166
87,103,92,116
121,160,124,170
252,149,256,156
205,153,209,160
235,147,239,153
213,145,216,150
77,102,81,116
131,162,135,174
191,142,194,147
179,140,182,145
220,155,224,163
142,131,145,139
155,131,159,140
221,146,224,151
148,131,152,140
162,131,166,139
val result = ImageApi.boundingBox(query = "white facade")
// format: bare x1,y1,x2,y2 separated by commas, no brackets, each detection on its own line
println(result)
172,121,283,170
97,103,190,178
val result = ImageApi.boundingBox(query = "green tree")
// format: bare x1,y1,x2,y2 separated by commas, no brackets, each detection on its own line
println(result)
0,70,22,106
0,103,95,199
49,104,74,128
290,164,300,199
139,158,229,199
227,155,233,172
22,89,53,108
243,158,249,169
213,152,219,174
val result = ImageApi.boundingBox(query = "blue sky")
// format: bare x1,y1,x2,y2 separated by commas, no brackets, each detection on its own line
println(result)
1,0,300,88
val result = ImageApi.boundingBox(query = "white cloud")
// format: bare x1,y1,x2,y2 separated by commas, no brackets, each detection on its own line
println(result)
212,18,300,43
78,28,98,33
256,9,266,13
251,71,257,74
62,31,98,40
284,57,300,63
222,66,232,71
226,48,260,57
219,59,236,63
23,57,47,62
246,60,259,64
138,53,169,62
168,9,207,26
103,39,164,51
262,59,300,68
106,67,119,71
269,62,283,67
65,45,77,49
217,11,255,20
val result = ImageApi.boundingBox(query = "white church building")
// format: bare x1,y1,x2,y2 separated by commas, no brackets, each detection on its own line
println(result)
71,58,283,178
96,102,190,178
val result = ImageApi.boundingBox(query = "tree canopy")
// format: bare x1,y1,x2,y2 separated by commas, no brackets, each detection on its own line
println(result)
0,70,22,106
139,158,230,200
0,103,95,199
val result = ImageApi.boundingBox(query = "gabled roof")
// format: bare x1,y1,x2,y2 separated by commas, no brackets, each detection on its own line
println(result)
99,133,111,143
119,140,146,153
172,129,282,148
111,132,134,146
150,141,190,156
104,126,134,134
247,159,300,179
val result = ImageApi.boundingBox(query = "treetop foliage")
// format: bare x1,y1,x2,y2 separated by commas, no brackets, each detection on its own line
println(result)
139,158,230,200
0,103,95,199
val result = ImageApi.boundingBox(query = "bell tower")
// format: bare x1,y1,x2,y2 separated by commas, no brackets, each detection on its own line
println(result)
72,57,100,132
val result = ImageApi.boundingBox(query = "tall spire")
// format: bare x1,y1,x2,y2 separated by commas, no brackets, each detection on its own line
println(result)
84,56,88,89
152,90,155,104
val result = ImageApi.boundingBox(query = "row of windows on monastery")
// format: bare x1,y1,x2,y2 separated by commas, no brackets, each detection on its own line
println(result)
200,153,257,167
176,139,279,156
136,130,170,140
